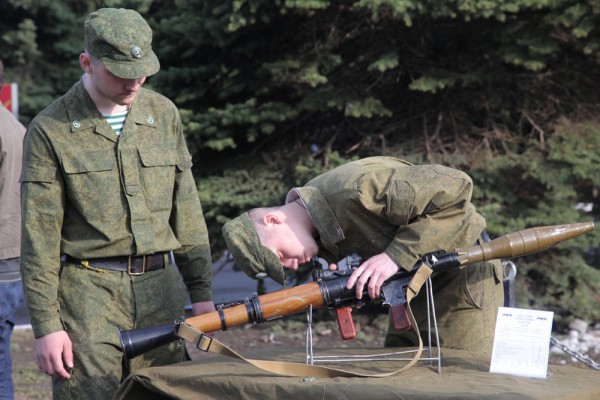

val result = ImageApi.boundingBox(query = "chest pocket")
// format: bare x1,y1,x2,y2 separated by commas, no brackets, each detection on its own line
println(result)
61,150,116,189
138,147,177,211
60,150,119,210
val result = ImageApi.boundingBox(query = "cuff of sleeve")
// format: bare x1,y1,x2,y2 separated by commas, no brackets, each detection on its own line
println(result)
189,289,212,303
31,318,65,339
385,245,420,273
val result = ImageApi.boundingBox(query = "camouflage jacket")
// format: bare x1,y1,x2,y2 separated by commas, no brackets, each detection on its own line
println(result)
20,79,212,337
286,156,487,271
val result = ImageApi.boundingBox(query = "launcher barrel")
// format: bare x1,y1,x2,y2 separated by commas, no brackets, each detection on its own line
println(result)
119,222,595,361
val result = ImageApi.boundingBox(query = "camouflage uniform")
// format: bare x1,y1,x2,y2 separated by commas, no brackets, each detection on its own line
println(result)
20,70,212,399
288,157,503,354
224,156,503,354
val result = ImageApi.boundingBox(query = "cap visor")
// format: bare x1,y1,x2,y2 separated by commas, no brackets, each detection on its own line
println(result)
102,51,160,79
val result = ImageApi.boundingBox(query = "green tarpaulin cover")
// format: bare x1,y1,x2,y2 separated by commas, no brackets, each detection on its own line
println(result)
115,347,600,400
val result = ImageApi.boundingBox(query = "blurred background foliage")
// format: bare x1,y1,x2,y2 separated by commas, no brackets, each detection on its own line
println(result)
1,0,598,329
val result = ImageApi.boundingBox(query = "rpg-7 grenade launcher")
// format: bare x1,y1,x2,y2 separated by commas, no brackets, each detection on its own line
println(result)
118,222,595,362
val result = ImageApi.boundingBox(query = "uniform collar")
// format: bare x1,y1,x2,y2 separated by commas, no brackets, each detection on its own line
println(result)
126,91,157,129
64,79,104,132
63,78,156,141
286,187,345,257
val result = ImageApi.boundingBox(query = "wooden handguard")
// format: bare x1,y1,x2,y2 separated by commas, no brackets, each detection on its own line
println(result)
184,282,326,333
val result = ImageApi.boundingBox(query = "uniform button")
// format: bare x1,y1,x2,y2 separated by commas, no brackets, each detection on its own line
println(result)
146,116,154,124
72,120,81,128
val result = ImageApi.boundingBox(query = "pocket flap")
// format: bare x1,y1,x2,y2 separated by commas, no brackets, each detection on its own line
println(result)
62,150,115,174
20,161,57,183
138,147,177,167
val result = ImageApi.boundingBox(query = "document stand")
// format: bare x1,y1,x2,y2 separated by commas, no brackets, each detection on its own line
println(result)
305,277,442,374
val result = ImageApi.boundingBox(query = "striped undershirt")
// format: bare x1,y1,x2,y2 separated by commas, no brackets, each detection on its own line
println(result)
104,111,129,136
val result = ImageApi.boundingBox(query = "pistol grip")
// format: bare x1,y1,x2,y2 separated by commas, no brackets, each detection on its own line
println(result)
390,304,411,331
335,307,356,340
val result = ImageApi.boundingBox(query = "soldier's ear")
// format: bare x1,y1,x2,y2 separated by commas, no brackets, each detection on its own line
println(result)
263,213,283,226
80,52,93,73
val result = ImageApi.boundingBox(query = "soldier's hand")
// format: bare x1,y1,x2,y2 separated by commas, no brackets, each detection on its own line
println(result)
346,253,399,300
35,330,73,379
191,300,216,316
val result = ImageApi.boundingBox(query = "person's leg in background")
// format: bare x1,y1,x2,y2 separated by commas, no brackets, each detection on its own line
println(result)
0,257,25,400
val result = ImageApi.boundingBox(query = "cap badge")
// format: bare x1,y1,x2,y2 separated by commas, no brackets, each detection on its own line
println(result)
131,46,143,59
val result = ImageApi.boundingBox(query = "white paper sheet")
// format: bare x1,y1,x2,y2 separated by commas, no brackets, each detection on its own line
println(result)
489,306,554,379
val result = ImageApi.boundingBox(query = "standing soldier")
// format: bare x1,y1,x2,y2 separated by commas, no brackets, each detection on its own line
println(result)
20,8,214,399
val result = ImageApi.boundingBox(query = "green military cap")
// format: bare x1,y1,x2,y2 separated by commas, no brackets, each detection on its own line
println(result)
84,8,160,79
222,212,286,286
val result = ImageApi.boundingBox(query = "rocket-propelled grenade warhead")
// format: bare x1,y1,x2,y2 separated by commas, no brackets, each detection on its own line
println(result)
455,222,595,267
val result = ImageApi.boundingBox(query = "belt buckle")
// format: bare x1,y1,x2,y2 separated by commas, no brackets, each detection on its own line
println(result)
127,256,145,276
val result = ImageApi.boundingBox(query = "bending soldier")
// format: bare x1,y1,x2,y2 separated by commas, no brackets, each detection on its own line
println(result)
223,156,503,354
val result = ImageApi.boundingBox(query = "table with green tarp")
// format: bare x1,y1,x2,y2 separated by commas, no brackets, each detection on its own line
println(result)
115,346,600,400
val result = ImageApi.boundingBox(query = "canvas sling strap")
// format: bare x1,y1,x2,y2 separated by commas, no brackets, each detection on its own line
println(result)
177,264,434,378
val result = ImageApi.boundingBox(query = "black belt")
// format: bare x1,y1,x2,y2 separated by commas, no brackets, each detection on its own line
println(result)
64,252,169,275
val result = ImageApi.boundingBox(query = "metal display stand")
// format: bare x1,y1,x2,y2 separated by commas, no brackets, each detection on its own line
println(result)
305,277,442,374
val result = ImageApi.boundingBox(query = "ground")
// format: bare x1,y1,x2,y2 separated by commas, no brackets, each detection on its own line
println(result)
11,310,598,400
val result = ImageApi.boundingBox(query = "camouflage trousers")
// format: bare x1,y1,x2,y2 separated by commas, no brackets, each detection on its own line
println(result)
53,261,189,400
385,260,504,355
